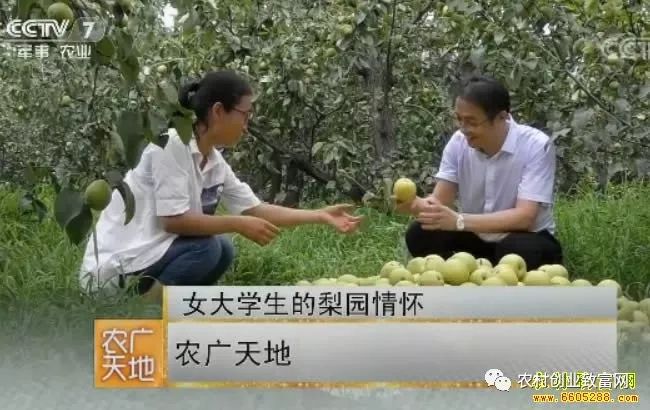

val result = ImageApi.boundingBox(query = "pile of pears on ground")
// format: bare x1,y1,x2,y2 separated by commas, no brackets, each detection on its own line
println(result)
295,252,650,344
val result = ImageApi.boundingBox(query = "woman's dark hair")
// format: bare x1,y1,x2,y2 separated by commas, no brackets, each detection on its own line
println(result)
456,75,510,120
178,70,253,125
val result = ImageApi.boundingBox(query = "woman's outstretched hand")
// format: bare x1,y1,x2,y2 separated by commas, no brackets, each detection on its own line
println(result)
319,204,363,233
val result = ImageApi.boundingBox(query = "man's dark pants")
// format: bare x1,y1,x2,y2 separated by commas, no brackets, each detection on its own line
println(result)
405,222,563,270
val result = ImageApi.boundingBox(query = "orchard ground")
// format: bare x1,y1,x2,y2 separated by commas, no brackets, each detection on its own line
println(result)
3,179,650,302
1,181,650,344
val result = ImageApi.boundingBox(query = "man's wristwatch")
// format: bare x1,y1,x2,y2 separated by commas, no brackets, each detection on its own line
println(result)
456,213,465,231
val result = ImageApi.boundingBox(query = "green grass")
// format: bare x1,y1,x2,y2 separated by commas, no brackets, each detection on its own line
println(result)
1,181,650,339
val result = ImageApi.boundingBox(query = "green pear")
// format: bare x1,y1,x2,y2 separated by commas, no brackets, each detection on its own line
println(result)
498,254,527,280
597,279,622,297
389,267,413,285
358,276,379,286
450,252,478,273
380,261,403,278
618,320,633,331
338,274,359,284
417,270,445,286
517,282,525,286
481,276,507,286
395,280,416,287
424,254,445,272
539,264,569,279
627,301,640,310
550,276,571,286
440,258,470,285
313,278,334,286
639,298,650,316
617,296,630,310
633,310,649,326
393,177,417,202
523,270,551,286
493,264,518,286
339,282,359,287
476,258,493,269
618,304,636,321
406,257,427,275
296,280,311,286
469,267,492,285
625,322,647,341
572,279,592,286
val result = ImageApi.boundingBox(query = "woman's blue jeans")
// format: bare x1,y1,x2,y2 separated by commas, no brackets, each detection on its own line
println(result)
123,235,235,294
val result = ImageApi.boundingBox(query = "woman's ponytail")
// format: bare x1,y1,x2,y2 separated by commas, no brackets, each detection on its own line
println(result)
178,80,200,110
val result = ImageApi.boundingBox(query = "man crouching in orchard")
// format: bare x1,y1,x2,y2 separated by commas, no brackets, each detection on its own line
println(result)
395,75,563,270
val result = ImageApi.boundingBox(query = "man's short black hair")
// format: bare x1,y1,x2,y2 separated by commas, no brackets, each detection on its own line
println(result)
456,75,510,120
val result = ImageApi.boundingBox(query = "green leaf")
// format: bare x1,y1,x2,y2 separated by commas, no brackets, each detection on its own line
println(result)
19,193,33,213
117,110,146,168
54,188,85,229
470,47,485,67
20,191,46,220
571,108,596,130
312,141,325,155
119,55,139,85
639,85,650,99
65,206,93,245
614,98,631,113
115,181,136,225
23,164,40,187
158,81,178,105
172,115,194,144
522,58,538,70
147,110,169,147
104,170,124,188
494,32,505,45
508,67,522,89
16,0,37,20
95,37,116,58
115,31,134,59
551,128,572,141
91,48,112,66
101,170,134,225
182,10,201,32
109,129,126,162
32,198,48,222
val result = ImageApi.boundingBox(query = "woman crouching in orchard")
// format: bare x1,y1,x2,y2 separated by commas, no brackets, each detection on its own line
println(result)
78,70,362,301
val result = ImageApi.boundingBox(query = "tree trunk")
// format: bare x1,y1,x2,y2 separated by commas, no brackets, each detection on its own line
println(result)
268,151,283,203
366,59,396,161
281,160,303,208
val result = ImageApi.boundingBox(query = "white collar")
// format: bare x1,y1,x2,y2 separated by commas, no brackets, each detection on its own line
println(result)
189,135,219,172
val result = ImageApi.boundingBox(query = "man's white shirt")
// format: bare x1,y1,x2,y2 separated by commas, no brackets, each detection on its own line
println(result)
434,116,557,241
79,128,261,293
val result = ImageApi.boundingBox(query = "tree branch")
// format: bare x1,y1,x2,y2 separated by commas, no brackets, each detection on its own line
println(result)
488,3,635,130
86,65,100,123
623,1,641,37
248,125,369,200
248,126,331,183
305,98,347,161
384,0,398,100
412,0,436,25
